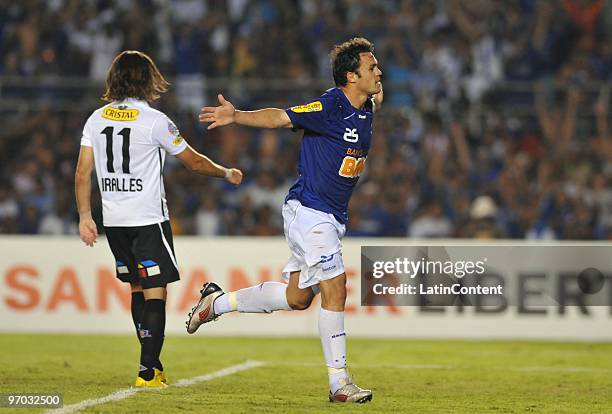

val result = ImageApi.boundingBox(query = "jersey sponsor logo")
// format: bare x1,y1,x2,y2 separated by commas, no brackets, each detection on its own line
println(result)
172,136,184,146
338,156,367,178
290,101,323,113
102,107,139,121
101,177,143,192
346,148,364,157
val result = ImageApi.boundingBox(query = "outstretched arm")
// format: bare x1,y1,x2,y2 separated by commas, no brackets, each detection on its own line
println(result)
175,144,243,185
200,94,293,130
74,145,98,247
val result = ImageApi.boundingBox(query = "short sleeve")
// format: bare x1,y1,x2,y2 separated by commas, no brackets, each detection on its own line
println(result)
151,115,189,155
285,98,331,134
80,117,92,147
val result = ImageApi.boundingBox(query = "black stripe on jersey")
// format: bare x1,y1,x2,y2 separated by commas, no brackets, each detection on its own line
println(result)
158,148,164,218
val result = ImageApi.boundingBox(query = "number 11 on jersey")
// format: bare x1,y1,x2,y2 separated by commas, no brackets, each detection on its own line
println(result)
101,126,131,174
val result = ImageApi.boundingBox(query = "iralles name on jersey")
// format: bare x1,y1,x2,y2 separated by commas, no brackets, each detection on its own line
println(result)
101,177,143,192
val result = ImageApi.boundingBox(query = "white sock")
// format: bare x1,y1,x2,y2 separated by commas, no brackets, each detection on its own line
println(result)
213,292,234,315
319,308,348,393
227,282,291,313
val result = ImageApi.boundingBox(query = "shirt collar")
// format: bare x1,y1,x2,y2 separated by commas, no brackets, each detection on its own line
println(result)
333,87,368,112
114,98,150,107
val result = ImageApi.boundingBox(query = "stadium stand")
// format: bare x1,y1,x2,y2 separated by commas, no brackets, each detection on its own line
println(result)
0,0,611,239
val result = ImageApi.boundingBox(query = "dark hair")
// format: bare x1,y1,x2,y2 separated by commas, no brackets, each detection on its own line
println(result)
102,50,169,102
330,37,374,87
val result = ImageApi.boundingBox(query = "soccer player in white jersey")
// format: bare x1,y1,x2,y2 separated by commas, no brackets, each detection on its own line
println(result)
75,51,243,387
186,38,383,403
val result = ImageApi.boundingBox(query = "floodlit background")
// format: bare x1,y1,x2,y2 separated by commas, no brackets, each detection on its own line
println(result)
1,0,611,239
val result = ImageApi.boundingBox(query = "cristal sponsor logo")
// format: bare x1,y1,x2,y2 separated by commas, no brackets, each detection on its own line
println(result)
359,114,367,119
102,107,139,121
290,101,323,113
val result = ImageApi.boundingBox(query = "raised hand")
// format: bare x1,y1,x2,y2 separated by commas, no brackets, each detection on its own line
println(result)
199,94,236,130
373,82,383,110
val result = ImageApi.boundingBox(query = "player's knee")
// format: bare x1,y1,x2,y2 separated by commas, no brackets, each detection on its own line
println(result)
287,294,313,311
143,286,167,300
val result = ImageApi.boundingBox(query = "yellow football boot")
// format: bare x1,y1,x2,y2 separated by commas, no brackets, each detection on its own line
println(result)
154,368,167,384
135,374,168,388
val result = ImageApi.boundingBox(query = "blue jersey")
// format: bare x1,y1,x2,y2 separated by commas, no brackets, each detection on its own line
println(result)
285,87,374,224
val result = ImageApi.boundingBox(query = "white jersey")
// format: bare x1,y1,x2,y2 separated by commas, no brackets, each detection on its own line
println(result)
81,98,188,227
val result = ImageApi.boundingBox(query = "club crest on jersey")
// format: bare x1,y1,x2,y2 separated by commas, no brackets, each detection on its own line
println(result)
102,107,139,121
138,260,160,278
168,120,180,136
290,101,323,113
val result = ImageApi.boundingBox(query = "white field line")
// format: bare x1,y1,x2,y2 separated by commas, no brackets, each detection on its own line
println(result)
45,360,264,414
264,360,610,373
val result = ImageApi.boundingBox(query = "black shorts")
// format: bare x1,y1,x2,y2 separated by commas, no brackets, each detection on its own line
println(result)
104,221,179,289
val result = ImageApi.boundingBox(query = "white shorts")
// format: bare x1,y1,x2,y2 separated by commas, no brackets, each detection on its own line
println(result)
282,199,346,289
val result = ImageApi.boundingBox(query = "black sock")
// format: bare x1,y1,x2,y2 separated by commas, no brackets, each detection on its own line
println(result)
139,299,166,381
131,292,145,346
155,335,164,372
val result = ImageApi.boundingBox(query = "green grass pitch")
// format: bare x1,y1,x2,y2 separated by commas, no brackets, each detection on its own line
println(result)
1,334,611,413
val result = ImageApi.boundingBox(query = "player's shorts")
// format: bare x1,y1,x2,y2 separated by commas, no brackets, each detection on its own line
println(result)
104,220,179,289
281,199,346,290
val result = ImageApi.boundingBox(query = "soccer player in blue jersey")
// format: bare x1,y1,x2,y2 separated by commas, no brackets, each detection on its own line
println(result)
186,37,382,403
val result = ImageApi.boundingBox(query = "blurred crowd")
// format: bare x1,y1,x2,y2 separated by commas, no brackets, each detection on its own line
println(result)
1,0,612,239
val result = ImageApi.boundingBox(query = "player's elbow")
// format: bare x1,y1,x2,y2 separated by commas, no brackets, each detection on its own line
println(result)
184,157,215,176
273,109,292,128
74,169,91,185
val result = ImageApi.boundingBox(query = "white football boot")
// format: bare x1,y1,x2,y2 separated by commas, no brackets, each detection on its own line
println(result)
186,282,224,334
329,377,373,403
